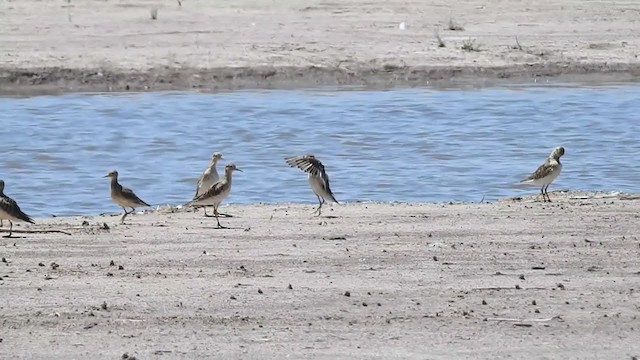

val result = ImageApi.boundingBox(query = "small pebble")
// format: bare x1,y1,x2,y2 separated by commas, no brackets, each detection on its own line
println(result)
532,300,537,306
482,300,487,305
344,291,351,297
109,260,115,266
258,288,263,294
288,284,293,290
118,265,124,270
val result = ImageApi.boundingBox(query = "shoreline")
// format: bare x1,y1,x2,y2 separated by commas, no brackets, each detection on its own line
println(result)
3,0,640,96
3,63,640,96
5,189,638,226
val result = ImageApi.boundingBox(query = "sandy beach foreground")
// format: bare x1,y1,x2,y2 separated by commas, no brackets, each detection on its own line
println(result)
1,192,639,359
2,0,640,94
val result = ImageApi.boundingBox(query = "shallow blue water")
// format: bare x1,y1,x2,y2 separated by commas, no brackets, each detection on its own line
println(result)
1,84,639,217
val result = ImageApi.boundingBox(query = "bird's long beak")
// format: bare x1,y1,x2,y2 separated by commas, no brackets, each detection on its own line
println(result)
103,174,110,178
236,168,243,172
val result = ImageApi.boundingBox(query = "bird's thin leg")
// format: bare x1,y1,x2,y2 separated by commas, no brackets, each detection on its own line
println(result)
121,207,130,224
214,205,226,229
544,184,552,202
2,220,13,238
314,196,325,217
312,195,321,215
0,219,3,227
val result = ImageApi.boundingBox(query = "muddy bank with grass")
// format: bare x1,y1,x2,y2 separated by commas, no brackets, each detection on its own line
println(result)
1,192,640,358
2,0,640,95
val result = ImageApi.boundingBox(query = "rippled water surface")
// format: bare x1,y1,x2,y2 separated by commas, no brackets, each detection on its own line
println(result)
1,84,639,217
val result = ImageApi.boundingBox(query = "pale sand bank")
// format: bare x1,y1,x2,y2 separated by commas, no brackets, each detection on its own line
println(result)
1,192,639,359
2,0,640,94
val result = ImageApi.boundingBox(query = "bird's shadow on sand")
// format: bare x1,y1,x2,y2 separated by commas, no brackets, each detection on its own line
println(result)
199,226,245,230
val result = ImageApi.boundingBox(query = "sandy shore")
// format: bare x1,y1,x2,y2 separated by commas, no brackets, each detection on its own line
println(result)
2,0,640,94
1,192,639,359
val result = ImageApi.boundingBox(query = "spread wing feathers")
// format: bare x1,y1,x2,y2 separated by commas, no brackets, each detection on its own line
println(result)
121,187,150,207
0,196,35,224
523,161,556,182
285,155,326,177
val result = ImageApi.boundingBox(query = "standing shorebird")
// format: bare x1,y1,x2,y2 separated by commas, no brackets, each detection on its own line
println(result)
187,163,242,228
0,180,35,237
194,152,224,217
520,146,565,202
285,154,339,216
104,170,151,224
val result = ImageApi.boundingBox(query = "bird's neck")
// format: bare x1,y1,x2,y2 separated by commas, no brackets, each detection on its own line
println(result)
110,177,121,190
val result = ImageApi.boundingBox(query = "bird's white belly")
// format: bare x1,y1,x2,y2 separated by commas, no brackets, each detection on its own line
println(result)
308,174,328,199
531,164,562,186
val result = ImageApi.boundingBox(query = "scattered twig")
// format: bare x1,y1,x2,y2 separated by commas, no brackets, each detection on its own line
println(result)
177,0,182,6
512,36,523,50
0,229,72,236
434,29,446,47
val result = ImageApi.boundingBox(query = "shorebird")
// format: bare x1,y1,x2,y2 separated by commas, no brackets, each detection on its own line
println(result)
0,179,35,237
104,170,151,224
520,146,565,202
193,152,224,217
187,163,242,228
285,154,339,216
